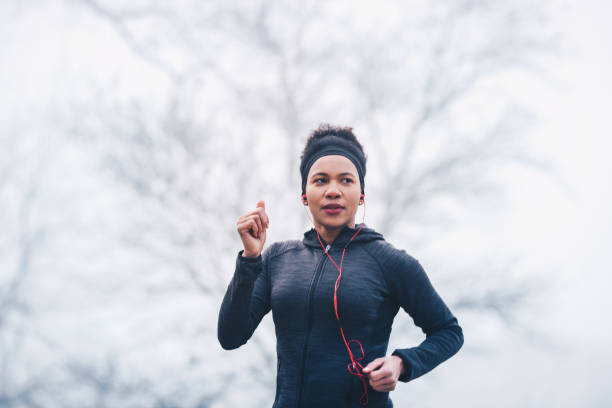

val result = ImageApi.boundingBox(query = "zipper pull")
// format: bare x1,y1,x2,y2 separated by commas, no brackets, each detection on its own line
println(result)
325,244,331,251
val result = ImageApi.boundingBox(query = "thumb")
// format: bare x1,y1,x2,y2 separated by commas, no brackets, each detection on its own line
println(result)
362,358,384,374
256,200,265,210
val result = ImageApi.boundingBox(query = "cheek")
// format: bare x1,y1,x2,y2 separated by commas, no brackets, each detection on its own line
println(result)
346,198,360,212
350,191,362,205
305,191,321,206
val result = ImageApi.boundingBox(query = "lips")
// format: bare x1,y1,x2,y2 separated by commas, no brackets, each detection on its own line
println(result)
322,204,344,209
322,203,344,214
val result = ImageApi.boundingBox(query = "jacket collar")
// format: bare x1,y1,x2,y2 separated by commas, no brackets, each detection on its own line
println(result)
302,223,384,249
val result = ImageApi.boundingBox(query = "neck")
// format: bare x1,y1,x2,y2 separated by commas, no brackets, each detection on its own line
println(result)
315,221,356,245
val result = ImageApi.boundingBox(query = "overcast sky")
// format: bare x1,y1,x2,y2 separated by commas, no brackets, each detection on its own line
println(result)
502,1,612,401
514,0,612,340
1,0,611,406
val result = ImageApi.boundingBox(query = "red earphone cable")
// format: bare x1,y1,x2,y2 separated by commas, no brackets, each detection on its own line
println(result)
315,225,369,406
305,196,369,405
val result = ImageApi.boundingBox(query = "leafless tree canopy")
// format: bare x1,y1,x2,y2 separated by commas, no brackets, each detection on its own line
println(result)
0,0,562,406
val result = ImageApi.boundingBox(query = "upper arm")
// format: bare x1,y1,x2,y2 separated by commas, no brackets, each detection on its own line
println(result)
384,248,456,336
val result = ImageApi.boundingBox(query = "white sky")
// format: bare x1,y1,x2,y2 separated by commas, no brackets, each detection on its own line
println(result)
1,0,611,406
515,0,612,326
478,2,612,402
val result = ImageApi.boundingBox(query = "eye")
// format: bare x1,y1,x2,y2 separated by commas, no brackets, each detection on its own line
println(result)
341,177,354,183
313,178,327,184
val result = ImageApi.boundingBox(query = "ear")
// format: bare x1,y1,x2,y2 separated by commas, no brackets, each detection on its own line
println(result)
302,193,308,206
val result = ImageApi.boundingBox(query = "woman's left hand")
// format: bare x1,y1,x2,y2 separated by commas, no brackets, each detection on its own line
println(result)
361,356,405,392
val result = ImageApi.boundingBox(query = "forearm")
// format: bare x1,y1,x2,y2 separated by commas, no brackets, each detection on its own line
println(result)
217,251,264,350
392,318,464,382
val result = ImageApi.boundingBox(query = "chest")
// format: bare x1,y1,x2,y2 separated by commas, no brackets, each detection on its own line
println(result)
268,248,391,327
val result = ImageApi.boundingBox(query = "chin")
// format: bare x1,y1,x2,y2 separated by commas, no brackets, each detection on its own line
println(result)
318,218,352,229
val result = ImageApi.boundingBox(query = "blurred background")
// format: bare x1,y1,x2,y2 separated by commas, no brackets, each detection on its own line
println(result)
1,0,611,407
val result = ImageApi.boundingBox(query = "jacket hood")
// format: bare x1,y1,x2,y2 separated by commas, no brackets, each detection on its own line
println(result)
302,223,385,249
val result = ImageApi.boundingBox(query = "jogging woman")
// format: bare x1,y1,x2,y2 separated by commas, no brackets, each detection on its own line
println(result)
218,125,464,407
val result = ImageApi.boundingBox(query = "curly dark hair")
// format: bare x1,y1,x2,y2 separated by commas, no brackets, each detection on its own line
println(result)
299,124,367,193
300,124,366,160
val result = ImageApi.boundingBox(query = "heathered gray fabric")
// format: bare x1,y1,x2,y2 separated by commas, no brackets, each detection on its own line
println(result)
218,224,464,408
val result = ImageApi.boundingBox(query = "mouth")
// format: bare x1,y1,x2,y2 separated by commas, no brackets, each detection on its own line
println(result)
322,204,344,214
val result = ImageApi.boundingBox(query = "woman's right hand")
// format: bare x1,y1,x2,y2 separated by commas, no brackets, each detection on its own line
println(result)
236,200,269,258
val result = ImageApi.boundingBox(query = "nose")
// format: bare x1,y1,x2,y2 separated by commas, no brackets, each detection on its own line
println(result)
325,181,342,199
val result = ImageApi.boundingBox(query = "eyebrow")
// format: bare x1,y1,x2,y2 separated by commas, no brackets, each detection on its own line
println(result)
310,171,356,179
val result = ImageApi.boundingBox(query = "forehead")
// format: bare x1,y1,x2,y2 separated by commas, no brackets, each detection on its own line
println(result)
308,155,358,176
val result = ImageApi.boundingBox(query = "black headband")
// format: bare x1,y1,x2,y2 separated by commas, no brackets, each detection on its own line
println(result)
301,146,365,194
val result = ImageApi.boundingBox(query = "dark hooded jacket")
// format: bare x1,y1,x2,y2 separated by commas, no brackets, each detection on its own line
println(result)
218,224,463,408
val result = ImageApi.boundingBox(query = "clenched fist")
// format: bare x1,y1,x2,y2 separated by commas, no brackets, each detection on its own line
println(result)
361,355,405,392
236,200,269,258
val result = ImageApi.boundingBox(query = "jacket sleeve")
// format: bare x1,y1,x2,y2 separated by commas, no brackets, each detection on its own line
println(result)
217,247,273,350
386,250,464,382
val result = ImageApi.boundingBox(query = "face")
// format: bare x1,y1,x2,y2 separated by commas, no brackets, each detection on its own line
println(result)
304,155,362,231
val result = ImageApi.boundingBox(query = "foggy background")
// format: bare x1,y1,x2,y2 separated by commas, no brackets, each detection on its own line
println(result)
1,0,611,407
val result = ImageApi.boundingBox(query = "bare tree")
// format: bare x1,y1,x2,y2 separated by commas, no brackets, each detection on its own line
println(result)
0,130,53,406
0,0,561,406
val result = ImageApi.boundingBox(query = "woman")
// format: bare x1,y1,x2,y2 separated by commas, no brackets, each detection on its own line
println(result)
218,125,464,408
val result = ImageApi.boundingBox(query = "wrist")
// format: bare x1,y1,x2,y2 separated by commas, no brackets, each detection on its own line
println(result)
392,355,405,375
241,250,260,259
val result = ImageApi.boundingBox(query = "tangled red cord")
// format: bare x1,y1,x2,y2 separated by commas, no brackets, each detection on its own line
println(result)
316,225,369,406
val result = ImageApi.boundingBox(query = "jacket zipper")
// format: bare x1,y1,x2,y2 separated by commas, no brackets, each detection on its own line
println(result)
297,244,330,408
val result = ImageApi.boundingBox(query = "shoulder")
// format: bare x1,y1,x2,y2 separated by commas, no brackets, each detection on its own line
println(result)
362,239,422,273
362,240,431,304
